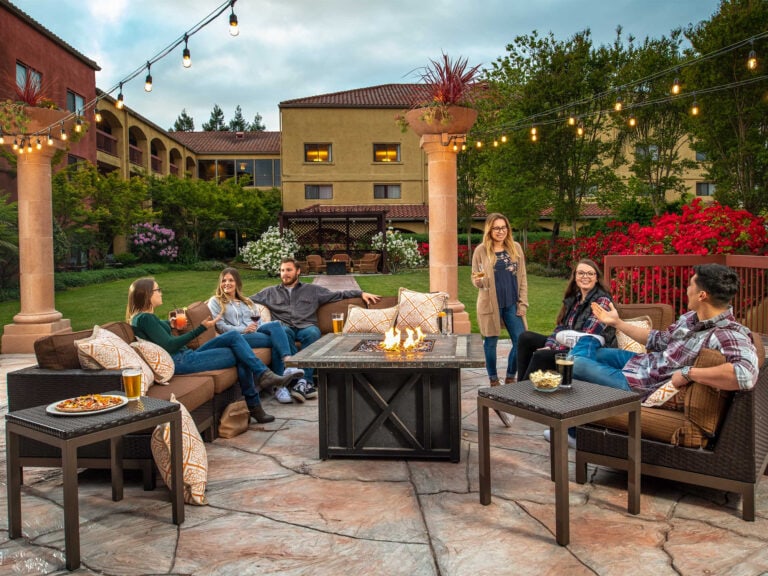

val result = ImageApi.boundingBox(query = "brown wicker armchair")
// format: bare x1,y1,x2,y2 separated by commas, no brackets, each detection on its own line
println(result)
305,254,326,274
354,252,381,273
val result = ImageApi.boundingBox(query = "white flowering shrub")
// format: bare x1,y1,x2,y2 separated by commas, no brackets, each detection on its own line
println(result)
370,228,424,273
240,226,300,275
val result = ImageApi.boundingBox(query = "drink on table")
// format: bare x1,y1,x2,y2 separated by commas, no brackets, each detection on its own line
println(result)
331,312,344,334
555,353,574,387
122,367,142,401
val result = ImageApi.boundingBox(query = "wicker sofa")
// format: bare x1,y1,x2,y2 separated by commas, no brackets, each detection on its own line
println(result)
6,295,397,488
574,303,768,520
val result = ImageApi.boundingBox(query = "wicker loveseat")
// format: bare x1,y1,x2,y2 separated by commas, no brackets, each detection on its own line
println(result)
574,303,768,520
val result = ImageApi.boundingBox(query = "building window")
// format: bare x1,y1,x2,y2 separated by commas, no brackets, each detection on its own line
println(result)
373,143,400,163
374,184,401,199
255,159,280,187
16,62,41,95
635,144,659,161
696,182,716,196
305,184,333,199
304,143,332,163
237,159,254,185
695,150,707,162
66,90,85,114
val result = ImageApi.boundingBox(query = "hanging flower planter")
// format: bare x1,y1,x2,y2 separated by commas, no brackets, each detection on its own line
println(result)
404,105,478,136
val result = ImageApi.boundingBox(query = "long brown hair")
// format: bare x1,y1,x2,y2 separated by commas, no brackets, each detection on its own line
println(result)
126,277,156,321
555,259,611,324
212,267,254,314
482,212,518,264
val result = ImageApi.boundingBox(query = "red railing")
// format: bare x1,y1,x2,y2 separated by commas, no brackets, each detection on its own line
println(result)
96,130,117,156
604,255,768,335
170,163,179,176
150,155,162,173
129,145,143,166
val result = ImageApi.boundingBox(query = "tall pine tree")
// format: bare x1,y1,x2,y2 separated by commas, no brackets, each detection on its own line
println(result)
249,113,266,132
228,105,248,131
202,104,227,131
171,108,195,132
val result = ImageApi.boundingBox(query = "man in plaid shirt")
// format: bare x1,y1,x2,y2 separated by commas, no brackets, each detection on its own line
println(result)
571,263,759,399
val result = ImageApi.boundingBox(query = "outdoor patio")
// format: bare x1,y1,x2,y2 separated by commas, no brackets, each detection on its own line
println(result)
1,346,767,575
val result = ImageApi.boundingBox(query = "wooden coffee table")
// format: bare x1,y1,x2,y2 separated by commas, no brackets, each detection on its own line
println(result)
477,379,641,546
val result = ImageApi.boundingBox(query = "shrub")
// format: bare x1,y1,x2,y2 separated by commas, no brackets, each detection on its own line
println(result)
371,228,424,273
130,223,179,263
240,226,300,276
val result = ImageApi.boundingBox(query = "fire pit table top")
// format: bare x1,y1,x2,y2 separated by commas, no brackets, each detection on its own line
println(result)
285,333,485,369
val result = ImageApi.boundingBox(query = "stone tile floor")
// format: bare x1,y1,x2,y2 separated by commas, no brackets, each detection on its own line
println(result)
0,348,767,575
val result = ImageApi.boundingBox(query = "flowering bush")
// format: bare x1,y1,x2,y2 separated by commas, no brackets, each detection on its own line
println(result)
130,223,178,262
371,228,424,273
416,242,469,264
241,226,299,276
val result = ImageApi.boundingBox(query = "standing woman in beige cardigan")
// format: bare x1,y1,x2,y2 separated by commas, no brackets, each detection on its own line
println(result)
471,213,528,385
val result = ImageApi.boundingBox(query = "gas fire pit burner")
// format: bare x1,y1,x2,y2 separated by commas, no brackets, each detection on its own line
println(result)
351,339,435,353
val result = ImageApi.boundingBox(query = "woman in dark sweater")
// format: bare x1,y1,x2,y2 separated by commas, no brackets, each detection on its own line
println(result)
126,277,294,423
516,258,616,381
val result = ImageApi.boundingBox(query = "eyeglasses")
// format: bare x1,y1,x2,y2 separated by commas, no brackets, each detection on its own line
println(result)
491,226,508,232
153,288,163,293
575,271,596,278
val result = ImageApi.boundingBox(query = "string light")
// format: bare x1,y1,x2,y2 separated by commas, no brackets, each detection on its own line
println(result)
94,108,102,122
614,96,623,111
493,139,499,147
47,131,53,145
144,63,153,92
567,114,576,126
18,139,24,154
75,115,83,133
26,139,32,153
691,97,700,116
452,143,458,152
229,1,239,36
671,76,681,95
0,131,4,145
747,41,757,70
116,83,125,109
628,114,637,127
475,140,482,148
36,138,42,150
60,122,67,141
500,134,507,143
183,35,192,68
12,138,19,151
576,121,585,137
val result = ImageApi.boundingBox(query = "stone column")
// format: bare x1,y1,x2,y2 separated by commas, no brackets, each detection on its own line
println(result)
2,143,71,353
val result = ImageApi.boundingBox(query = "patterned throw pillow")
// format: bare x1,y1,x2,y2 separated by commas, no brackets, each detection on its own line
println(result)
396,287,448,334
641,380,680,407
75,325,154,389
615,316,652,354
254,303,272,323
343,305,398,334
151,394,208,505
131,338,175,385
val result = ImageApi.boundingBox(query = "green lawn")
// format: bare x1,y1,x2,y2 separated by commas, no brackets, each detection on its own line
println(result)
0,268,566,347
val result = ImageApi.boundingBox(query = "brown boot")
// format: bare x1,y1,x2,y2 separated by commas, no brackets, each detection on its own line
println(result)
258,369,294,390
504,376,517,385
249,405,275,423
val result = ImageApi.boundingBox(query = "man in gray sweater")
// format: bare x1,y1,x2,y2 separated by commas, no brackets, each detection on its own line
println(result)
250,257,380,402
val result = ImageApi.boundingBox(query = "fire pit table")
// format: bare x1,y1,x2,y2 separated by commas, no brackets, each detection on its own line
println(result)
286,333,484,461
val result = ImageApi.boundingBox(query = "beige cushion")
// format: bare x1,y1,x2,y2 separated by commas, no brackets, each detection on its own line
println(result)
254,303,272,323
75,325,154,389
685,349,730,437
151,394,208,505
396,288,448,334
131,338,175,384
616,316,652,353
343,305,398,334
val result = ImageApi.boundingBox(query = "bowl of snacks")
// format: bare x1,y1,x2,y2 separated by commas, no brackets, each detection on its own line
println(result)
529,369,562,392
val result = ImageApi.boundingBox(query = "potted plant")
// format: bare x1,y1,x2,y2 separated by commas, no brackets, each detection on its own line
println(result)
397,53,482,136
1,71,77,138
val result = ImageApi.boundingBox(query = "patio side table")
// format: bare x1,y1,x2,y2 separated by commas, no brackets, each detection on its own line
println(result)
6,394,184,571
477,380,641,546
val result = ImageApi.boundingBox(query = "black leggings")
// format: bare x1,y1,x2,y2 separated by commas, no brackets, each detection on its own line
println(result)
516,331,558,381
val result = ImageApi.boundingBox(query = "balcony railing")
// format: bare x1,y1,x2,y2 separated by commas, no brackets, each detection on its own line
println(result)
151,155,162,174
170,163,179,176
96,130,117,156
604,254,768,335
129,145,143,167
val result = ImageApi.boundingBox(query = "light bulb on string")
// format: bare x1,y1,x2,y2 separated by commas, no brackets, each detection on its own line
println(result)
26,139,33,153
36,138,42,150
452,143,458,152
493,139,499,147
18,139,24,154
60,122,68,141
530,126,537,137
567,114,576,126
144,63,153,92
691,97,700,116
500,134,507,143
628,114,637,128
0,131,4,145
47,131,53,145
747,43,757,70
671,76,681,95
116,83,125,109
476,140,482,149
12,138,19,151
75,115,83,133
576,121,585,137
95,108,102,123
229,1,239,36
183,35,192,68
614,96,623,112
461,143,466,151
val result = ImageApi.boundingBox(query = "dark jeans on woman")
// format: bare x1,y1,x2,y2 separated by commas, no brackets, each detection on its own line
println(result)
172,331,267,408
242,320,297,375
516,331,558,381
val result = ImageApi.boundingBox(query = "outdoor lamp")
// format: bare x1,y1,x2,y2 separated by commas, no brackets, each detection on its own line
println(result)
26,139,33,153
500,134,507,143
36,138,42,150
567,115,576,126
12,138,19,150
75,116,83,133
47,131,53,145
691,98,700,116
145,63,153,92
628,114,637,128
60,122,68,141
183,36,192,68
747,47,757,70
0,131,4,145
671,77,681,95
614,96,623,112
18,139,24,154
95,108,102,122
116,83,125,109
229,2,239,36
576,121,585,136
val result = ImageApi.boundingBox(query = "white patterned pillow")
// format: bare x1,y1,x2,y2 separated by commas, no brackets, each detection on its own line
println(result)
131,338,175,385
254,303,272,323
151,394,208,505
343,305,398,334
75,326,154,389
641,380,681,407
396,288,448,334
616,316,652,354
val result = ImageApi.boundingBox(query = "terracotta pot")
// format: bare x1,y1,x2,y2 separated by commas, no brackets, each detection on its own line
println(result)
404,105,478,136
3,106,71,135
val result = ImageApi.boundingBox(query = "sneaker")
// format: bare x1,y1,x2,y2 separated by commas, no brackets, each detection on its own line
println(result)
283,367,305,380
290,380,308,403
543,429,577,449
274,386,293,404
303,381,318,399
555,330,605,347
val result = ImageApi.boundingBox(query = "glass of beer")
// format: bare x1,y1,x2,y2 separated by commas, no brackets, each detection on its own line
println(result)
331,312,344,334
555,353,574,388
122,367,143,401
472,264,487,290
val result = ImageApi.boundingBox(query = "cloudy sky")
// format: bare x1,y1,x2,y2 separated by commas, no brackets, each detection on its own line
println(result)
18,0,720,131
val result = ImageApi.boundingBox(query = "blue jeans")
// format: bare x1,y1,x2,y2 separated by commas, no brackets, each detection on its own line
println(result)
570,336,635,391
172,331,268,407
242,321,296,375
483,305,526,380
282,325,321,382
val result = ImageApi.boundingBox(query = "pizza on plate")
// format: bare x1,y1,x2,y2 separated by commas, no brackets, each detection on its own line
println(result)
55,394,123,413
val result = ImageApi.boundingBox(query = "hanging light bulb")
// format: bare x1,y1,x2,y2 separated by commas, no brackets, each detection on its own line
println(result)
12,138,19,150
531,133,538,142
500,134,507,143
0,131,4,145
116,83,125,109
476,140,482,148
493,139,499,147
47,130,53,145
60,122,68,141
747,42,757,70
95,108,102,123
614,96,623,112
26,139,33,153
691,97,700,116
75,115,83,133
628,114,637,128
530,126,537,137
452,143,458,152
461,143,466,151
144,63,153,92
671,76,681,95
36,138,42,150
18,139,24,154
567,114,576,126
182,35,192,68
577,121,585,137
229,1,239,36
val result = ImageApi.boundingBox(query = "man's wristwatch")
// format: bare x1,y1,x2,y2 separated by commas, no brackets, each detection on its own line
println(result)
681,365,693,383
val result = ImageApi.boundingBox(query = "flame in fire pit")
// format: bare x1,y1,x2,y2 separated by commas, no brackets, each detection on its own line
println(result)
380,326,426,351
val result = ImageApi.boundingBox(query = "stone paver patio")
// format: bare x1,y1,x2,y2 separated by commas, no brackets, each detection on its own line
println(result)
1,343,767,575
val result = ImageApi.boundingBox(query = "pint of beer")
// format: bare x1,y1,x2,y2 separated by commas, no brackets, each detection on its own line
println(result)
555,353,574,388
122,367,142,401
332,312,344,334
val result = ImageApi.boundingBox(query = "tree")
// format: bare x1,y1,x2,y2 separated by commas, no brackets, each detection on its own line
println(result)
0,193,18,289
456,149,486,255
228,105,248,131
249,113,266,132
202,104,227,131
171,108,195,132
684,0,768,214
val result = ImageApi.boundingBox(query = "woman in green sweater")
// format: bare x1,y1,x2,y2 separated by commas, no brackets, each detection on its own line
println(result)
127,277,294,423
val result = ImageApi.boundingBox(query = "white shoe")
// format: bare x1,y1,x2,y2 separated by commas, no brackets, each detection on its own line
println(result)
555,330,604,347
543,429,576,449
274,386,293,404
282,367,304,380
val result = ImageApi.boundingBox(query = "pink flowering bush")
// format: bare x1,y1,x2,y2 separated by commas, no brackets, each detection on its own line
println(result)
131,222,179,263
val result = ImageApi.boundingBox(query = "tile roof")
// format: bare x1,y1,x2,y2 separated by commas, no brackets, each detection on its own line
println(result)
540,203,615,219
280,84,430,109
291,204,487,220
169,131,281,154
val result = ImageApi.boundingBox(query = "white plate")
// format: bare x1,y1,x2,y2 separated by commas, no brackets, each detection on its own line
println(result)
46,395,128,417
